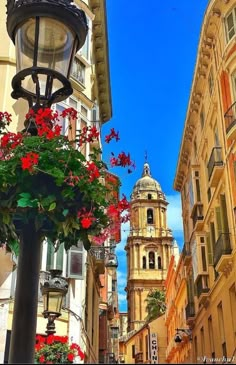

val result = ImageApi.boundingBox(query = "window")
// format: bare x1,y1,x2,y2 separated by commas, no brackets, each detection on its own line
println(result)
46,239,64,271
110,326,119,339
217,302,226,356
147,209,153,224
157,256,162,269
112,279,117,292
149,252,155,269
200,109,205,130
145,335,148,360
208,68,214,95
143,256,147,269
71,57,85,85
67,241,84,279
148,194,152,200
226,9,236,42
200,327,205,358
132,345,135,359
201,245,207,272
208,316,215,357
80,119,87,157
229,284,236,339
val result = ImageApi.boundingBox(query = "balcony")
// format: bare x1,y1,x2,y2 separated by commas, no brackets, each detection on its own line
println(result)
182,242,191,266
135,352,143,364
191,203,204,230
224,101,236,142
90,246,105,274
71,57,85,87
214,233,232,272
185,302,195,325
107,292,118,320
207,147,224,187
196,275,210,306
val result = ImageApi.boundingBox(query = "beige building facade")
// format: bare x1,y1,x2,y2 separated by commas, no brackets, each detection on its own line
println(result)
173,0,236,363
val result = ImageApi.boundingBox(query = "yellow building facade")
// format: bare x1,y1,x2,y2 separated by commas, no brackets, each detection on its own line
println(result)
0,0,113,363
173,0,236,362
119,315,167,364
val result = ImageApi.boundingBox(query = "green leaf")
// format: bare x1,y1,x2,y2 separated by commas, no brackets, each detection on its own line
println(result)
17,198,31,208
19,192,31,199
48,202,56,211
8,240,20,257
62,209,69,216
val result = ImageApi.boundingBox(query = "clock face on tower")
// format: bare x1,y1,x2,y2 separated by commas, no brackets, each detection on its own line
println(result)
147,226,155,236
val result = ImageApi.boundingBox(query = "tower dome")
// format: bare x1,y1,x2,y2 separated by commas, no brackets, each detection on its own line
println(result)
131,162,164,200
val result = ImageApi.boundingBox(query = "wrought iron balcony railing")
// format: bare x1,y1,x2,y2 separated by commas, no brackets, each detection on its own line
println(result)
182,242,191,257
224,101,236,134
185,301,195,319
135,352,143,364
213,232,232,267
207,147,223,181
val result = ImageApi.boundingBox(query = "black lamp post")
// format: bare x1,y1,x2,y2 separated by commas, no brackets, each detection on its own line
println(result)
6,1,87,363
41,269,68,335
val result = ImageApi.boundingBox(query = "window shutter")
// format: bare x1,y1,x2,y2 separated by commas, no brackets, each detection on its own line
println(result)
215,207,222,237
220,194,229,233
206,233,213,265
67,245,84,279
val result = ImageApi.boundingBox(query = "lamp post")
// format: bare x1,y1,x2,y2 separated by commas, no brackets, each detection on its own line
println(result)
6,1,87,363
41,269,68,335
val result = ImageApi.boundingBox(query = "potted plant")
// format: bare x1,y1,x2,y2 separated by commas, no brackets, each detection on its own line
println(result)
35,334,85,364
0,107,133,254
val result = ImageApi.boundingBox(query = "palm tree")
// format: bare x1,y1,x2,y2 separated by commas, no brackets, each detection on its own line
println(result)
145,289,166,322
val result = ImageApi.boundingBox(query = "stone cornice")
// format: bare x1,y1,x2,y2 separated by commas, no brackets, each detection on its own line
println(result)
174,0,224,192
90,0,112,123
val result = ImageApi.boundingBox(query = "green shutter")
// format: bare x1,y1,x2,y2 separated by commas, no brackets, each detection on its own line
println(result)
220,194,229,233
215,207,222,237
46,239,54,271
206,234,213,265
56,243,64,270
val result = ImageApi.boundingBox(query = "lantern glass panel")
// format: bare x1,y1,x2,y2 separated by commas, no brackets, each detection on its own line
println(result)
43,291,63,315
15,17,76,95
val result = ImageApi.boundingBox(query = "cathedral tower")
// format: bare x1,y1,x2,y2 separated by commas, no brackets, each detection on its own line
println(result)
125,162,177,331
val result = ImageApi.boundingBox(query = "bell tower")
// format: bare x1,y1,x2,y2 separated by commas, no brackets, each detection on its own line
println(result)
125,162,177,331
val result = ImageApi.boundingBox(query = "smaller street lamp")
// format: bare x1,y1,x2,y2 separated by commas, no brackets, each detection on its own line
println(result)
174,328,192,343
41,269,69,335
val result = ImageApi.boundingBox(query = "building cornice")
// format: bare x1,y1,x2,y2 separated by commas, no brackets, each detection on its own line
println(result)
174,0,225,191
90,0,112,123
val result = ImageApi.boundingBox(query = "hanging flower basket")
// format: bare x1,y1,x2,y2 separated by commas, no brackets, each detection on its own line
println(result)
35,334,85,364
0,108,133,254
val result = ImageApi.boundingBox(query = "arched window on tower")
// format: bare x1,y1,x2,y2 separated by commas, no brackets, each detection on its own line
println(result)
158,256,162,269
147,209,153,224
143,256,146,269
149,251,155,269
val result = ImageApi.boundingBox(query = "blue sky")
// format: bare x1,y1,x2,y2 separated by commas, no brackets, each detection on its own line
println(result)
102,0,209,312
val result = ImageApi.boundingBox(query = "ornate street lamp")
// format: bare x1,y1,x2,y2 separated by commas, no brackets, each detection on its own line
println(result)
174,328,192,343
6,0,87,109
41,270,68,335
6,1,88,363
